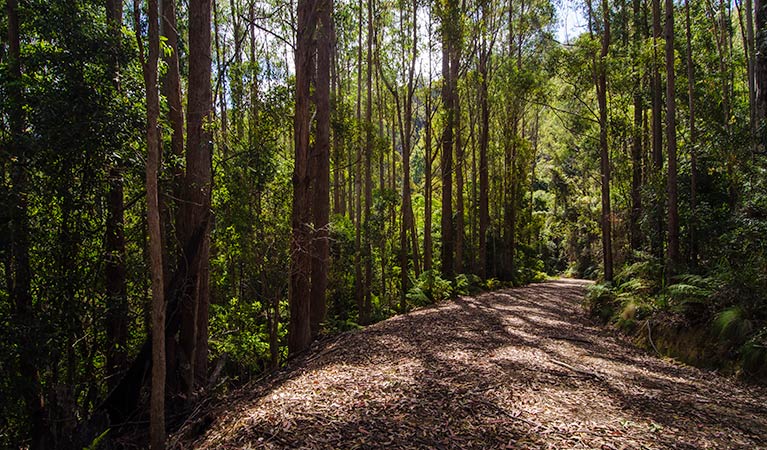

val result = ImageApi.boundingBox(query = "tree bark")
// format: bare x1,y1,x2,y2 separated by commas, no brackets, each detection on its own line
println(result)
364,0,373,322
756,0,767,125
685,0,699,267
354,0,365,324
440,1,456,279
597,0,613,282
137,0,166,444
310,0,332,338
630,0,643,252
666,0,680,273
478,20,490,279
289,0,315,354
453,33,464,275
651,0,665,264
176,0,213,390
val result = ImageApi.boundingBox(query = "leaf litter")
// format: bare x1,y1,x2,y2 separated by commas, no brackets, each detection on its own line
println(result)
171,279,767,449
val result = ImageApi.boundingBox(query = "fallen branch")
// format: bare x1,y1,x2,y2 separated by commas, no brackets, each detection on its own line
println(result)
550,358,604,380
545,335,593,345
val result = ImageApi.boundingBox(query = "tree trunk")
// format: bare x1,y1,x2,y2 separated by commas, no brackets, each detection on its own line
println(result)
757,0,767,124
364,0,374,322
176,0,213,389
289,0,315,354
453,38,464,275
597,0,613,282
7,0,48,446
137,0,166,444
354,0,365,324
666,0,680,273
424,73,433,274
478,27,490,280
630,0,643,252
440,4,455,280
105,0,129,392
310,0,332,338
651,0,665,264
685,0,699,267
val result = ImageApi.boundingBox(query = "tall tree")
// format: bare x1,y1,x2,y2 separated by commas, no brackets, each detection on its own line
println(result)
453,0,465,275
756,0,767,124
651,0,665,263
363,0,373,322
685,0,699,266
423,16,435,273
105,0,129,392
177,0,213,390
666,0,680,271
7,0,47,447
135,0,166,444
478,0,495,279
289,0,316,354
310,0,332,338
596,0,613,281
630,0,643,252
441,0,457,279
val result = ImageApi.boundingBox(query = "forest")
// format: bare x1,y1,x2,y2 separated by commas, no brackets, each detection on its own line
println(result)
1,0,767,447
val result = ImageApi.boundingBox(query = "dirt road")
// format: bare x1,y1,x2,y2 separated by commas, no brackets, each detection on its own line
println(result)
174,279,767,449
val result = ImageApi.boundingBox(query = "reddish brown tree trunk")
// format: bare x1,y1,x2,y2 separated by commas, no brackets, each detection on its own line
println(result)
290,0,316,354
310,0,331,338
137,0,166,444
651,0,665,264
176,0,213,391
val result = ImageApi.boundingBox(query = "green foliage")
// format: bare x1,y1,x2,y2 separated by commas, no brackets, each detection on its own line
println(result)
84,428,110,450
407,270,454,307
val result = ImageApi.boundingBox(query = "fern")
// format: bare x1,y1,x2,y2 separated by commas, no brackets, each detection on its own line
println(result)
666,283,713,300
715,307,754,341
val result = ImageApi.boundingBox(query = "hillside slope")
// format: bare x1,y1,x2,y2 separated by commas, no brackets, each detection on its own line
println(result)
171,279,767,449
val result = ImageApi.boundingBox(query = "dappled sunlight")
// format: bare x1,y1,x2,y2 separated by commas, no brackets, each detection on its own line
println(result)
178,280,767,449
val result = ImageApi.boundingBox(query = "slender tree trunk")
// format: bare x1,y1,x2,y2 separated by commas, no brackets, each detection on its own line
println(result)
159,0,184,392
741,0,757,137
7,1,47,446
441,4,455,279
424,79,434,273
310,0,332,338
105,0,129,392
666,0,680,273
423,12,434,274
597,0,613,282
651,0,665,264
136,0,166,445
354,0,365,324
363,0,374,322
757,0,767,125
685,0,699,267
630,0,643,252
453,40,464,275
478,30,490,280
